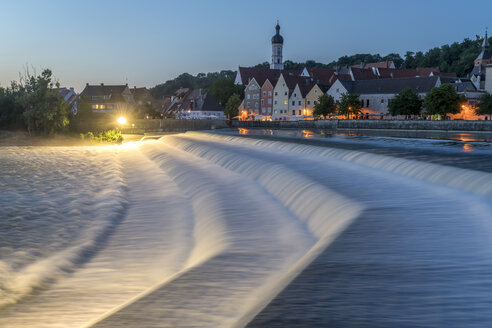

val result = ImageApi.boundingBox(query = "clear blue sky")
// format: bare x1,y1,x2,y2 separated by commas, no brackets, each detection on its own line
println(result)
1,0,491,92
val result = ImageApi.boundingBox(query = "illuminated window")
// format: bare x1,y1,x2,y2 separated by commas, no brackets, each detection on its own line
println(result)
284,100,288,105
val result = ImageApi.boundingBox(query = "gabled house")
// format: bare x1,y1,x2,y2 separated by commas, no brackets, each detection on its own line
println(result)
243,78,262,117
272,74,292,119
80,83,134,113
260,79,275,117
305,84,328,116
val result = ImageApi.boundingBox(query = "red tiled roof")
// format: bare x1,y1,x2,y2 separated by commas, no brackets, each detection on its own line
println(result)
350,67,378,80
307,68,336,85
364,61,395,69
238,67,300,86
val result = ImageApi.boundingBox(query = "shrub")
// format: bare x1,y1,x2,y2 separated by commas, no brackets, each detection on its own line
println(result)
80,129,123,143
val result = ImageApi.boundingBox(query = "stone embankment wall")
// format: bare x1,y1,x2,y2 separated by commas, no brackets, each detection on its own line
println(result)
233,120,492,132
72,119,228,133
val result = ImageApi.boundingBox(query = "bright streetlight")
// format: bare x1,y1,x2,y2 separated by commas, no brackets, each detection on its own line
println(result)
117,116,127,125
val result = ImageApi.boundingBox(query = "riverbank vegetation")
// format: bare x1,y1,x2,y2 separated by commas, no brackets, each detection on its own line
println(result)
0,69,71,134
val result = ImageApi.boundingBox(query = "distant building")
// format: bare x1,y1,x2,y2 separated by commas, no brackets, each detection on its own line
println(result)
80,83,134,113
260,79,275,117
131,87,159,118
486,65,492,93
164,88,225,119
470,30,491,90
327,76,441,117
58,87,78,115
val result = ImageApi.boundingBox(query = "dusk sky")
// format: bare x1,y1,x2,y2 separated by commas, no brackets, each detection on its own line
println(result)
1,0,491,91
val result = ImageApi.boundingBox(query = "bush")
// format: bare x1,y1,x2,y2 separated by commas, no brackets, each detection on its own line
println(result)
80,129,123,143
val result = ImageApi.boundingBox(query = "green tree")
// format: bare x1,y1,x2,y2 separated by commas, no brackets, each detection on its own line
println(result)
20,69,71,134
313,94,336,117
338,93,362,119
423,84,461,119
0,83,26,129
208,76,243,106
477,93,492,120
224,93,241,119
388,88,422,118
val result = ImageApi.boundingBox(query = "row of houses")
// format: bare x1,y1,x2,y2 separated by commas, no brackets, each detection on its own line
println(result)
235,24,492,120
62,83,225,120
235,65,479,120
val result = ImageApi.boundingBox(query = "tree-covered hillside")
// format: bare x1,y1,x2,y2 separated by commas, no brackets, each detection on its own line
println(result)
150,71,235,99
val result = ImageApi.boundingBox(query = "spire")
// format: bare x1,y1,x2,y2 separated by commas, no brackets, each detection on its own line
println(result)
483,28,489,48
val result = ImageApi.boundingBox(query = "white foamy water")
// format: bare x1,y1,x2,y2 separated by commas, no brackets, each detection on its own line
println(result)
1,132,492,327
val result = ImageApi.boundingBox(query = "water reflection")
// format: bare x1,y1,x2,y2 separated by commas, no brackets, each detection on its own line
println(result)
230,128,492,153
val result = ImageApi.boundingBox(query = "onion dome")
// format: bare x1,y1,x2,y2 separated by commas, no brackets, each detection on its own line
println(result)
271,22,284,44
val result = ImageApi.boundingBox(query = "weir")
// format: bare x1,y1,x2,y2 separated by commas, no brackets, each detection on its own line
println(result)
2,133,492,327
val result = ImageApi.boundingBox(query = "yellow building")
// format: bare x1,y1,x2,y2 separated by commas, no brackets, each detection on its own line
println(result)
304,84,326,116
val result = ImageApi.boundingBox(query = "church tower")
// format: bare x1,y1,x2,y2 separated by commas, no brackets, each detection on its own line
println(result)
271,21,284,70
475,28,491,67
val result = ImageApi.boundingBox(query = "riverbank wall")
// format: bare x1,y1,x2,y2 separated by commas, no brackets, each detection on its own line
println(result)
232,120,492,132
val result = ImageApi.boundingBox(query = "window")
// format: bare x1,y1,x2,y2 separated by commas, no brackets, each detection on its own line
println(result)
336,88,339,93
294,93,297,97
298,110,301,115
247,94,250,99
274,91,278,96
261,99,264,105
268,99,272,105
274,100,277,104
268,91,272,96
307,100,311,105
284,91,287,96
268,107,271,112
298,101,301,105
366,99,370,107
381,98,384,103
263,91,266,96
262,107,266,113
274,110,278,114
255,102,258,108
314,100,317,105
292,110,295,115
247,101,250,107
314,89,318,94
292,101,295,106
284,100,288,105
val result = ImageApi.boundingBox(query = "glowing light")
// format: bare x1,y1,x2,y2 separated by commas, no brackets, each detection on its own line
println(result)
117,117,127,125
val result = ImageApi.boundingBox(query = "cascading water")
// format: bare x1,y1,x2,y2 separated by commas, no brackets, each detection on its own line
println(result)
1,132,492,327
